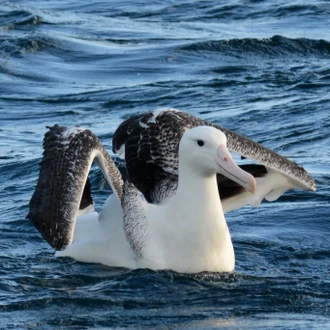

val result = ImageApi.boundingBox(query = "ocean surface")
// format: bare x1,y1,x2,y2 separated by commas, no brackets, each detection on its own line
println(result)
1,0,330,329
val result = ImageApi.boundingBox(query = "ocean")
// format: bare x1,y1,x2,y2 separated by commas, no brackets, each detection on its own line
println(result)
1,1,330,329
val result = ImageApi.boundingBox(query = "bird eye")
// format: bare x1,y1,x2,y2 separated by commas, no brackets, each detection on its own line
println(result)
197,140,204,147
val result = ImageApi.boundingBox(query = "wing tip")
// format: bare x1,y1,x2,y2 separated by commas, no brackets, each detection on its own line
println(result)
27,212,74,251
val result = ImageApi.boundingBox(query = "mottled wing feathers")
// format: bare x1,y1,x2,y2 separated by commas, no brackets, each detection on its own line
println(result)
28,108,316,250
221,127,316,192
121,180,148,257
27,125,123,250
113,108,316,204
113,109,204,202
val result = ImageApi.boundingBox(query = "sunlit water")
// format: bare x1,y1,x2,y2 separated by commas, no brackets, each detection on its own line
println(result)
1,1,330,329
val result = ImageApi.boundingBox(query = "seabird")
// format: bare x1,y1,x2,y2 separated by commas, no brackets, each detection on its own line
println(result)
27,108,316,273
113,108,315,211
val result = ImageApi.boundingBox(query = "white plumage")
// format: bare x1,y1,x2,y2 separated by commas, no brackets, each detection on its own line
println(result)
27,109,316,273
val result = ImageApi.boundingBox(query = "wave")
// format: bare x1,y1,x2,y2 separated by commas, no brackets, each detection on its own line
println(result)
0,8,57,56
180,35,330,58
1,9,44,30
0,36,57,57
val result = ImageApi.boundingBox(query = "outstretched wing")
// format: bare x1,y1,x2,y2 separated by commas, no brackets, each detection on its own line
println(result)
113,108,316,210
27,125,123,250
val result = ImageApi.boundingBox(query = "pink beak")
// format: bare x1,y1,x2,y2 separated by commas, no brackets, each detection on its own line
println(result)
215,145,256,194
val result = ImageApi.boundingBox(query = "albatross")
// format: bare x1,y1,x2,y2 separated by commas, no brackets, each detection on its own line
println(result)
112,108,316,211
27,108,316,273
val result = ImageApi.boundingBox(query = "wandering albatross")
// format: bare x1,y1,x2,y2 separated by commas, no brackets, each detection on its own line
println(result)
113,108,316,211
27,108,316,273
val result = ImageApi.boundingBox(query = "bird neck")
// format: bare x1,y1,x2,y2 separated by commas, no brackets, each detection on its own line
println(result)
163,163,234,272
175,163,223,214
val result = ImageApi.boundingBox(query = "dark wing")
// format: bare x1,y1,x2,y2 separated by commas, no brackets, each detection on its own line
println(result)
113,109,315,208
27,125,123,250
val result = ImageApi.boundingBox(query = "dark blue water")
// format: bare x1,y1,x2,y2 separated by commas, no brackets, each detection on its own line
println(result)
1,1,330,329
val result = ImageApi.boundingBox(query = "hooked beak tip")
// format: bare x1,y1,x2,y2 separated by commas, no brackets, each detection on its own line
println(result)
248,176,257,194
217,144,257,194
